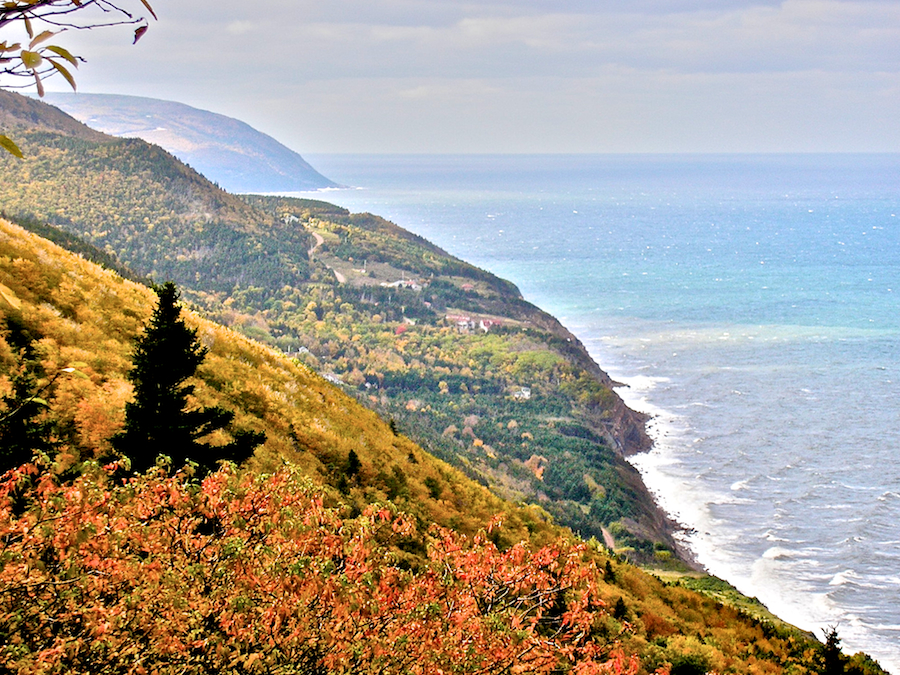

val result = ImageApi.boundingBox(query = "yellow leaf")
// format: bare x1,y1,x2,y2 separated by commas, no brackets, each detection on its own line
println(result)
29,30,54,49
45,45,78,67
48,59,76,91
0,135,23,159
20,49,41,69
0,282,22,309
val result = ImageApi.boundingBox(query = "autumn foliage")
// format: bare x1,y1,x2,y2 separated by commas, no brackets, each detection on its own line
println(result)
0,220,882,674
0,461,645,675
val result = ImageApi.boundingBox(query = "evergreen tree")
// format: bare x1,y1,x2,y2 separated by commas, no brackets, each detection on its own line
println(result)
346,449,361,478
823,626,845,675
0,314,56,472
114,282,263,474
613,597,628,621
0,363,55,473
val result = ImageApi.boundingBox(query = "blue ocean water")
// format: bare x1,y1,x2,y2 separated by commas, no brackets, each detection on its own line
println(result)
291,154,900,670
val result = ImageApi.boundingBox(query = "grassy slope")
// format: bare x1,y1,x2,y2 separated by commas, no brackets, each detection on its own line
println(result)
2,216,888,674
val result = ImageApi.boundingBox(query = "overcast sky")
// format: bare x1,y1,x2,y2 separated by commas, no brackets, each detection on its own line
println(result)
27,0,900,153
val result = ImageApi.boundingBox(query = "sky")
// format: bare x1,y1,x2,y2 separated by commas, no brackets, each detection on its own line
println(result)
14,0,900,153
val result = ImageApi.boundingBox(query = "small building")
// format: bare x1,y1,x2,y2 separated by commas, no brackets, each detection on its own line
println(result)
380,279,422,291
513,387,532,401
479,319,497,333
445,314,475,333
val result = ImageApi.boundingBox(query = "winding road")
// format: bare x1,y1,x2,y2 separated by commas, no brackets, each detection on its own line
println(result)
308,231,346,283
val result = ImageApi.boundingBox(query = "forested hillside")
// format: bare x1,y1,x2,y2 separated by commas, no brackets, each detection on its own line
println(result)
0,90,670,560
0,216,886,674
237,195,666,556
0,217,532,539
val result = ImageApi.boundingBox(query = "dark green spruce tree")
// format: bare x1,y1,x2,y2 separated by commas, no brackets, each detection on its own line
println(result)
0,314,56,473
0,363,56,473
114,282,264,474
823,626,846,675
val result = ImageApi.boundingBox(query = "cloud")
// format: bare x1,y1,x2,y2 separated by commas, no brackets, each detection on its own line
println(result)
62,0,900,81
226,21,256,36
164,0,900,77
39,0,900,152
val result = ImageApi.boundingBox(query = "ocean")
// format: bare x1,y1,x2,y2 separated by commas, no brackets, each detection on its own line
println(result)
290,153,900,670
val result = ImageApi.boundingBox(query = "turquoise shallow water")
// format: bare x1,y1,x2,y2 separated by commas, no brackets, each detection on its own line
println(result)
290,154,900,670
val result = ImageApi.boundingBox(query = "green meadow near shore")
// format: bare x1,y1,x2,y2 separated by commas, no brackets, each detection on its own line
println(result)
0,90,890,673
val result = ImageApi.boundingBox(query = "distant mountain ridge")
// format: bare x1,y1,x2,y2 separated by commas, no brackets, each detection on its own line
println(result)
42,92,338,193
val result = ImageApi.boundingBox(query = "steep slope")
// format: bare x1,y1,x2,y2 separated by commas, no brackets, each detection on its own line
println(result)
0,93,310,294
0,91,676,564
0,91,665,559
240,195,664,555
0,216,888,675
0,90,109,143
42,92,338,193
0,216,550,543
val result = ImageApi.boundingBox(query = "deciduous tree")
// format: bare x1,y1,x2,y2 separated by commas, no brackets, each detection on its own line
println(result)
0,462,646,674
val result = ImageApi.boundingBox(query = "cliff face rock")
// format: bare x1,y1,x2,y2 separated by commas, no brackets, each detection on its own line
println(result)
507,301,652,456
611,397,652,456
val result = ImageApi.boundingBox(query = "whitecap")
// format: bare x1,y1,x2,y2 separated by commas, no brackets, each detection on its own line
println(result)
763,530,790,542
762,546,797,561
837,536,866,545
837,482,881,492
829,570,859,586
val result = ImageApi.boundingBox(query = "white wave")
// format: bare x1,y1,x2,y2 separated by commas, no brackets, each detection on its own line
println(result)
764,529,790,542
829,570,860,586
574,310,900,672
763,546,799,561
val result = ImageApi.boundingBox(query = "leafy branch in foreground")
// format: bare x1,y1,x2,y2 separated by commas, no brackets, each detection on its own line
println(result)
0,462,645,674
0,0,156,156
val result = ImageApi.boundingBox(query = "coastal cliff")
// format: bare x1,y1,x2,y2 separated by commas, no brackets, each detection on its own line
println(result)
1,85,673,560
0,90,892,673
